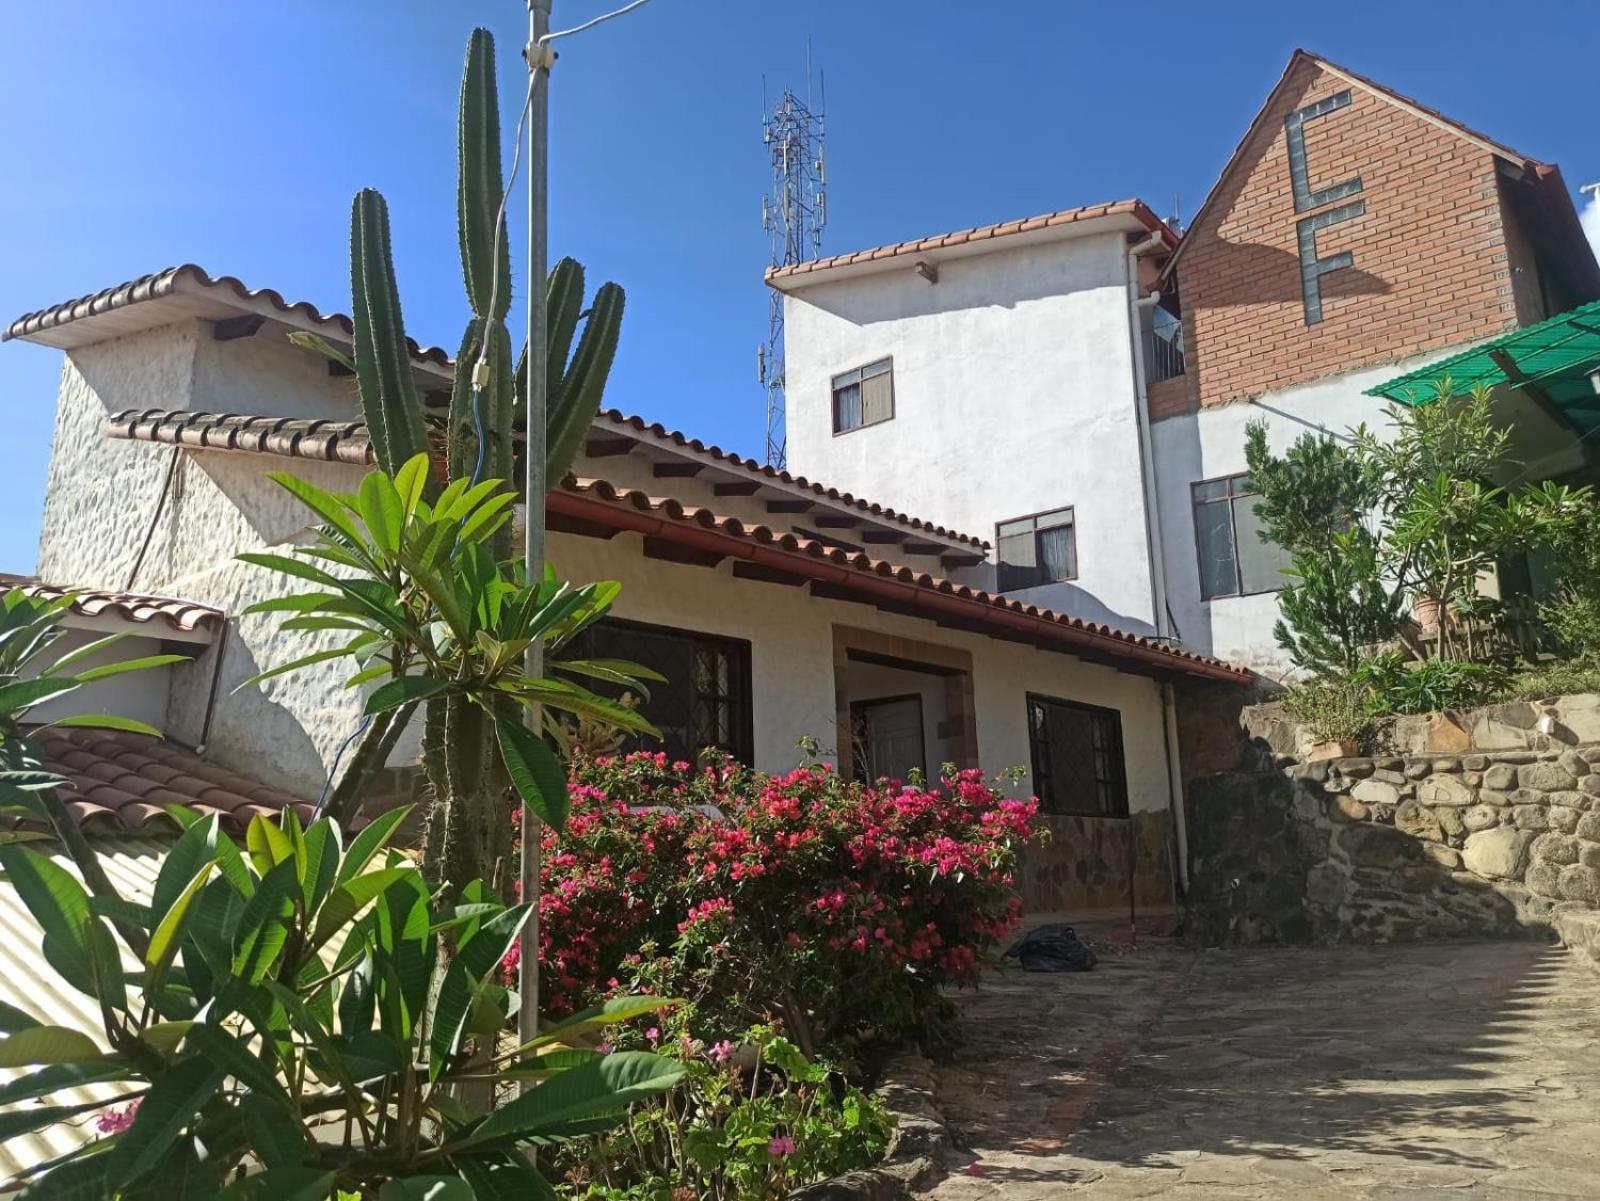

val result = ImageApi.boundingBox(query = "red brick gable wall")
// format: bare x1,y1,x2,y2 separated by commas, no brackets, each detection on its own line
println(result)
1171,59,1520,413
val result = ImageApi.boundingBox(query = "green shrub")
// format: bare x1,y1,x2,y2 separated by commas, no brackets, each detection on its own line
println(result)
559,1023,894,1200
1492,658,1600,702
1542,593,1600,659
1282,674,1385,745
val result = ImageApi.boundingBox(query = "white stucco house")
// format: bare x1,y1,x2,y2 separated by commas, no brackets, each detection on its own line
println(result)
3,263,1250,920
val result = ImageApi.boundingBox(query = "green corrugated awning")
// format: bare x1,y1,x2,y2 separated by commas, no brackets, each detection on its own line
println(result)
1365,298,1600,439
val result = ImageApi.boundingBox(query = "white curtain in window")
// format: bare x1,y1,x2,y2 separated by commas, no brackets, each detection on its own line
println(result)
834,382,862,430
1038,523,1076,581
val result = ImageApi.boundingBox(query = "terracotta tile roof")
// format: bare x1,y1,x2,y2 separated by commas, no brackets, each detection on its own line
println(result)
593,410,989,549
766,199,1175,286
551,476,1251,684
2,264,453,367
107,408,374,466
105,408,991,551
18,727,315,835
0,573,222,637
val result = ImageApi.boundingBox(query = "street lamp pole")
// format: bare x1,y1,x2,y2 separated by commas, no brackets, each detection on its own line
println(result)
518,0,553,1063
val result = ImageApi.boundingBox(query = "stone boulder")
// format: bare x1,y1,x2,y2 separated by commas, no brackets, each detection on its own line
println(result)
1558,864,1600,904
1351,779,1400,808
1461,805,1501,832
1394,800,1444,843
1519,762,1578,792
1416,775,1474,807
1531,832,1580,866
1462,828,1536,880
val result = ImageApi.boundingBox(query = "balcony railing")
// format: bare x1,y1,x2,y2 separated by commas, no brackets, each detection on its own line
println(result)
1142,324,1185,383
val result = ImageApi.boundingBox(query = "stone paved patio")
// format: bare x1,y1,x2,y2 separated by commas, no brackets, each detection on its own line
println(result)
918,938,1600,1199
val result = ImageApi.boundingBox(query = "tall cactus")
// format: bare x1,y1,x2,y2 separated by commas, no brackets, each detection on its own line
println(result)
339,26,627,892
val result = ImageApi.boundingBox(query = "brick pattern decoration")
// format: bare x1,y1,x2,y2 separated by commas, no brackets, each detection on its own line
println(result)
1171,56,1523,412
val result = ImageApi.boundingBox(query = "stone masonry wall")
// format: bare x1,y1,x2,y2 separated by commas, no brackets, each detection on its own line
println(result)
1184,695,1600,946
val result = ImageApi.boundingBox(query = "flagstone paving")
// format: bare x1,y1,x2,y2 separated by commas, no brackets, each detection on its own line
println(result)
918,938,1600,1199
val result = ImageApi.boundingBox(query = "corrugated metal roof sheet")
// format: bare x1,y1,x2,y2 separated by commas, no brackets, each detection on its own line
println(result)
1366,298,1600,438
0,838,167,1185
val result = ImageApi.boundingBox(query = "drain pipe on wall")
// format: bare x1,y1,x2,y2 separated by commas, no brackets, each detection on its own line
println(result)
1123,231,1172,643
1125,232,1193,905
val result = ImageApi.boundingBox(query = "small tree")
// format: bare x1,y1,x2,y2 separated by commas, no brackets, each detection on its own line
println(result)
1245,380,1591,671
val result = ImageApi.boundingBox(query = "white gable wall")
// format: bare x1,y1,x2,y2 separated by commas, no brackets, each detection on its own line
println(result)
782,229,1160,635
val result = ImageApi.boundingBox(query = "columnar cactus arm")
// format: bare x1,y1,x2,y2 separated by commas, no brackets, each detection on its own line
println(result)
351,188,431,475
458,27,511,323
547,280,624,480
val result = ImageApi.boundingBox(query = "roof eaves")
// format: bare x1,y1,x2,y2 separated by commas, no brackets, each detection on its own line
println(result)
553,475,1251,684
594,410,991,550
0,573,223,638
3,264,453,368
769,199,1174,288
105,407,991,552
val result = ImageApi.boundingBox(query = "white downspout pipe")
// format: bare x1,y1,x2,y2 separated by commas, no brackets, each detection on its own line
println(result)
1124,231,1172,642
1125,231,1191,894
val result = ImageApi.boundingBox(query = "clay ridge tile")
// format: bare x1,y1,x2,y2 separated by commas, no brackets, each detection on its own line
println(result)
3,264,453,365
0,572,222,637
767,199,1175,282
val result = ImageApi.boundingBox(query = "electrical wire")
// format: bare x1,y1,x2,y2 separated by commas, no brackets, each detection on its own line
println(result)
540,0,653,45
314,713,372,818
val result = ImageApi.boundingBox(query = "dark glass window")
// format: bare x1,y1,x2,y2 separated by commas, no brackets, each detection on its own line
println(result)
569,619,753,764
1191,475,1293,600
832,358,894,433
1026,694,1128,818
997,508,1076,591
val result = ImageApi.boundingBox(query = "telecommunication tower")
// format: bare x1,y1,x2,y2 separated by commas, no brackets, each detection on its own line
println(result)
759,69,826,468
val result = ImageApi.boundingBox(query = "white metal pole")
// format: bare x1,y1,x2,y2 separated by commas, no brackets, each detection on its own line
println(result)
518,0,552,1061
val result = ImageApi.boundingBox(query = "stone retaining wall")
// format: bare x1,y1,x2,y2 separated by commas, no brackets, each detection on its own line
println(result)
1184,696,1600,946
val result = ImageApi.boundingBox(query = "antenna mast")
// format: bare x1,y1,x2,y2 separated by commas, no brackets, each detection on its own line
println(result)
760,57,826,469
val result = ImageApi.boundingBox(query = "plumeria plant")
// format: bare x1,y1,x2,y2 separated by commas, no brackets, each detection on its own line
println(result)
239,457,659,892
0,804,684,1198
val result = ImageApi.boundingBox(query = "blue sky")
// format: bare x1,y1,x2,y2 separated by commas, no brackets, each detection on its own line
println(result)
2,1,1596,575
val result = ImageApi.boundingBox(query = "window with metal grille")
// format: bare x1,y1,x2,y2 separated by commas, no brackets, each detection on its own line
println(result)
996,507,1076,591
1026,694,1128,818
568,619,753,764
832,358,894,433
1191,474,1294,600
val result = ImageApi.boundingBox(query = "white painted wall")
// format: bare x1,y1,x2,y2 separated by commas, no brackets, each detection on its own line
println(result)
1150,348,1478,679
551,529,1174,814
782,230,1160,635
24,630,172,731
37,323,383,796
33,314,1179,817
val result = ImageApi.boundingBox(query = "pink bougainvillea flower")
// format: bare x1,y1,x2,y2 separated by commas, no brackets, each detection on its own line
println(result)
709,1039,735,1065
768,1135,797,1157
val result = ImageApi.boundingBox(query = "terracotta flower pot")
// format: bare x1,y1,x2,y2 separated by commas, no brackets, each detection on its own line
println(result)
1412,595,1444,632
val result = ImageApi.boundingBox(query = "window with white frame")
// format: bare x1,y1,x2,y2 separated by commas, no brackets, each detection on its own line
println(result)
996,507,1077,591
832,358,894,433
1191,474,1294,600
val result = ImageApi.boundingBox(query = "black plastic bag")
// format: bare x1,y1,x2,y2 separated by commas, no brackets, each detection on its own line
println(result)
1005,923,1098,972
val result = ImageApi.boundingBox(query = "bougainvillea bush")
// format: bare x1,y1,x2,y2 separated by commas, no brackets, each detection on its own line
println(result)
524,751,1039,1059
